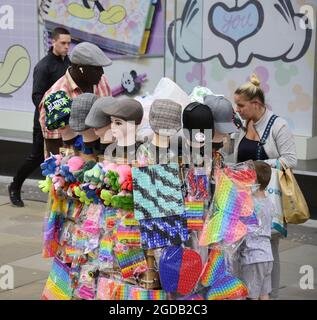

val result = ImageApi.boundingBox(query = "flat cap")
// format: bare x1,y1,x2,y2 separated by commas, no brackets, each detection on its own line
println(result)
69,93,98,131
149,99,182,135
103,98,143,125
204,94,237,134
85,96,115,128
71,42,112,66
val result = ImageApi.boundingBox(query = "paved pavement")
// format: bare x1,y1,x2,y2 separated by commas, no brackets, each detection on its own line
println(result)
0,177,316,300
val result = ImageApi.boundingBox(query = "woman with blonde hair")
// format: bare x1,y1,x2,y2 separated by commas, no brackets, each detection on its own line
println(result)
233,73,297,299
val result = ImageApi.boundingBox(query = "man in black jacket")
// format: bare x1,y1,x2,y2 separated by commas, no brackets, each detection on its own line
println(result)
8,27,71,207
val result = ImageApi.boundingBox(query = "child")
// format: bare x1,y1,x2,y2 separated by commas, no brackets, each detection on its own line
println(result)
239,161,274,300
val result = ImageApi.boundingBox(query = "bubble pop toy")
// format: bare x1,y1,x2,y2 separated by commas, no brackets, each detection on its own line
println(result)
42,257,73,300
200,248,248,300
199,169,254,246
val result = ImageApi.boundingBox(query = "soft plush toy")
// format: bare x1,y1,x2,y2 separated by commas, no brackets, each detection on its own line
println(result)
81,184,100,204
38,176,52,193
84,163,105,188
100,189,133,211
105,170,120,192
52,175,66,190
60,165,77,183
102,161,118,173
40,154,63,177
73,185,93,206
120,171,133,192
67,156,86,172
67,181,81,198
73,160,96,183
111,193,134,211
100,189,114,206
116,165,131,185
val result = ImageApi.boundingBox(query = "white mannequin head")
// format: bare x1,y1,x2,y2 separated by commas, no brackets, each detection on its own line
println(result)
110,116,137,147
151,132,170,148
93,124,113,144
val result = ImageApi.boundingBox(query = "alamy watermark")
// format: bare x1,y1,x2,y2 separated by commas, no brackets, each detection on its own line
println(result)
103,127,214,170
299,265,314,290
0,265,14,290
0,5,14,30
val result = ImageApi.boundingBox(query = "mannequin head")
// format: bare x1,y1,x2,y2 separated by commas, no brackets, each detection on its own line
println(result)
203,94,237,135
151,133,170,148
69,93,98,133
103,98,143,147
213,131,227,144
81,128,99,143
149,99,182,147
93,124,113,144
70,64,104,87
85,96,114,144
69,42,112,89
110,116,137,147
60,125,78,144
182,102,214,148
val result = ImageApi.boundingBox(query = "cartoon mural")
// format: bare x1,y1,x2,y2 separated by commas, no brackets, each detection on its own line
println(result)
66,0,126,24
40,0,164,56
167,0,313,68
165,0,316,137
0,1,38,112
0,45,30,96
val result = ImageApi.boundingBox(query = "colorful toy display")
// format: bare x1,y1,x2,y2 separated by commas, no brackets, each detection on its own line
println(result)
40,152,260,301
199,163,257,247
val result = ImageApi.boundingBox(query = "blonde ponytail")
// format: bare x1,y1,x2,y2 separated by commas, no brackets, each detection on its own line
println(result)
234,73,265,104
250,73,261,87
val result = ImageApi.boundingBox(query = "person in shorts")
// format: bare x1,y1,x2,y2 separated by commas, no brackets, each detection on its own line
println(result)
239,161,274,300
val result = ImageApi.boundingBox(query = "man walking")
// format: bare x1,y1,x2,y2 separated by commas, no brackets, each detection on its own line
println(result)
8,27,71,207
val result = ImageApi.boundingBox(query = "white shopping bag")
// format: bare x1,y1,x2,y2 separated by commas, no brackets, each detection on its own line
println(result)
265,168,287,236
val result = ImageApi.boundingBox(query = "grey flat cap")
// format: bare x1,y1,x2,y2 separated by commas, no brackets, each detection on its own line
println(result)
103,98,143,125
69,93,98,131
85,96,115,128
71,42,112,66
204,94,237,133
149,99,182,135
